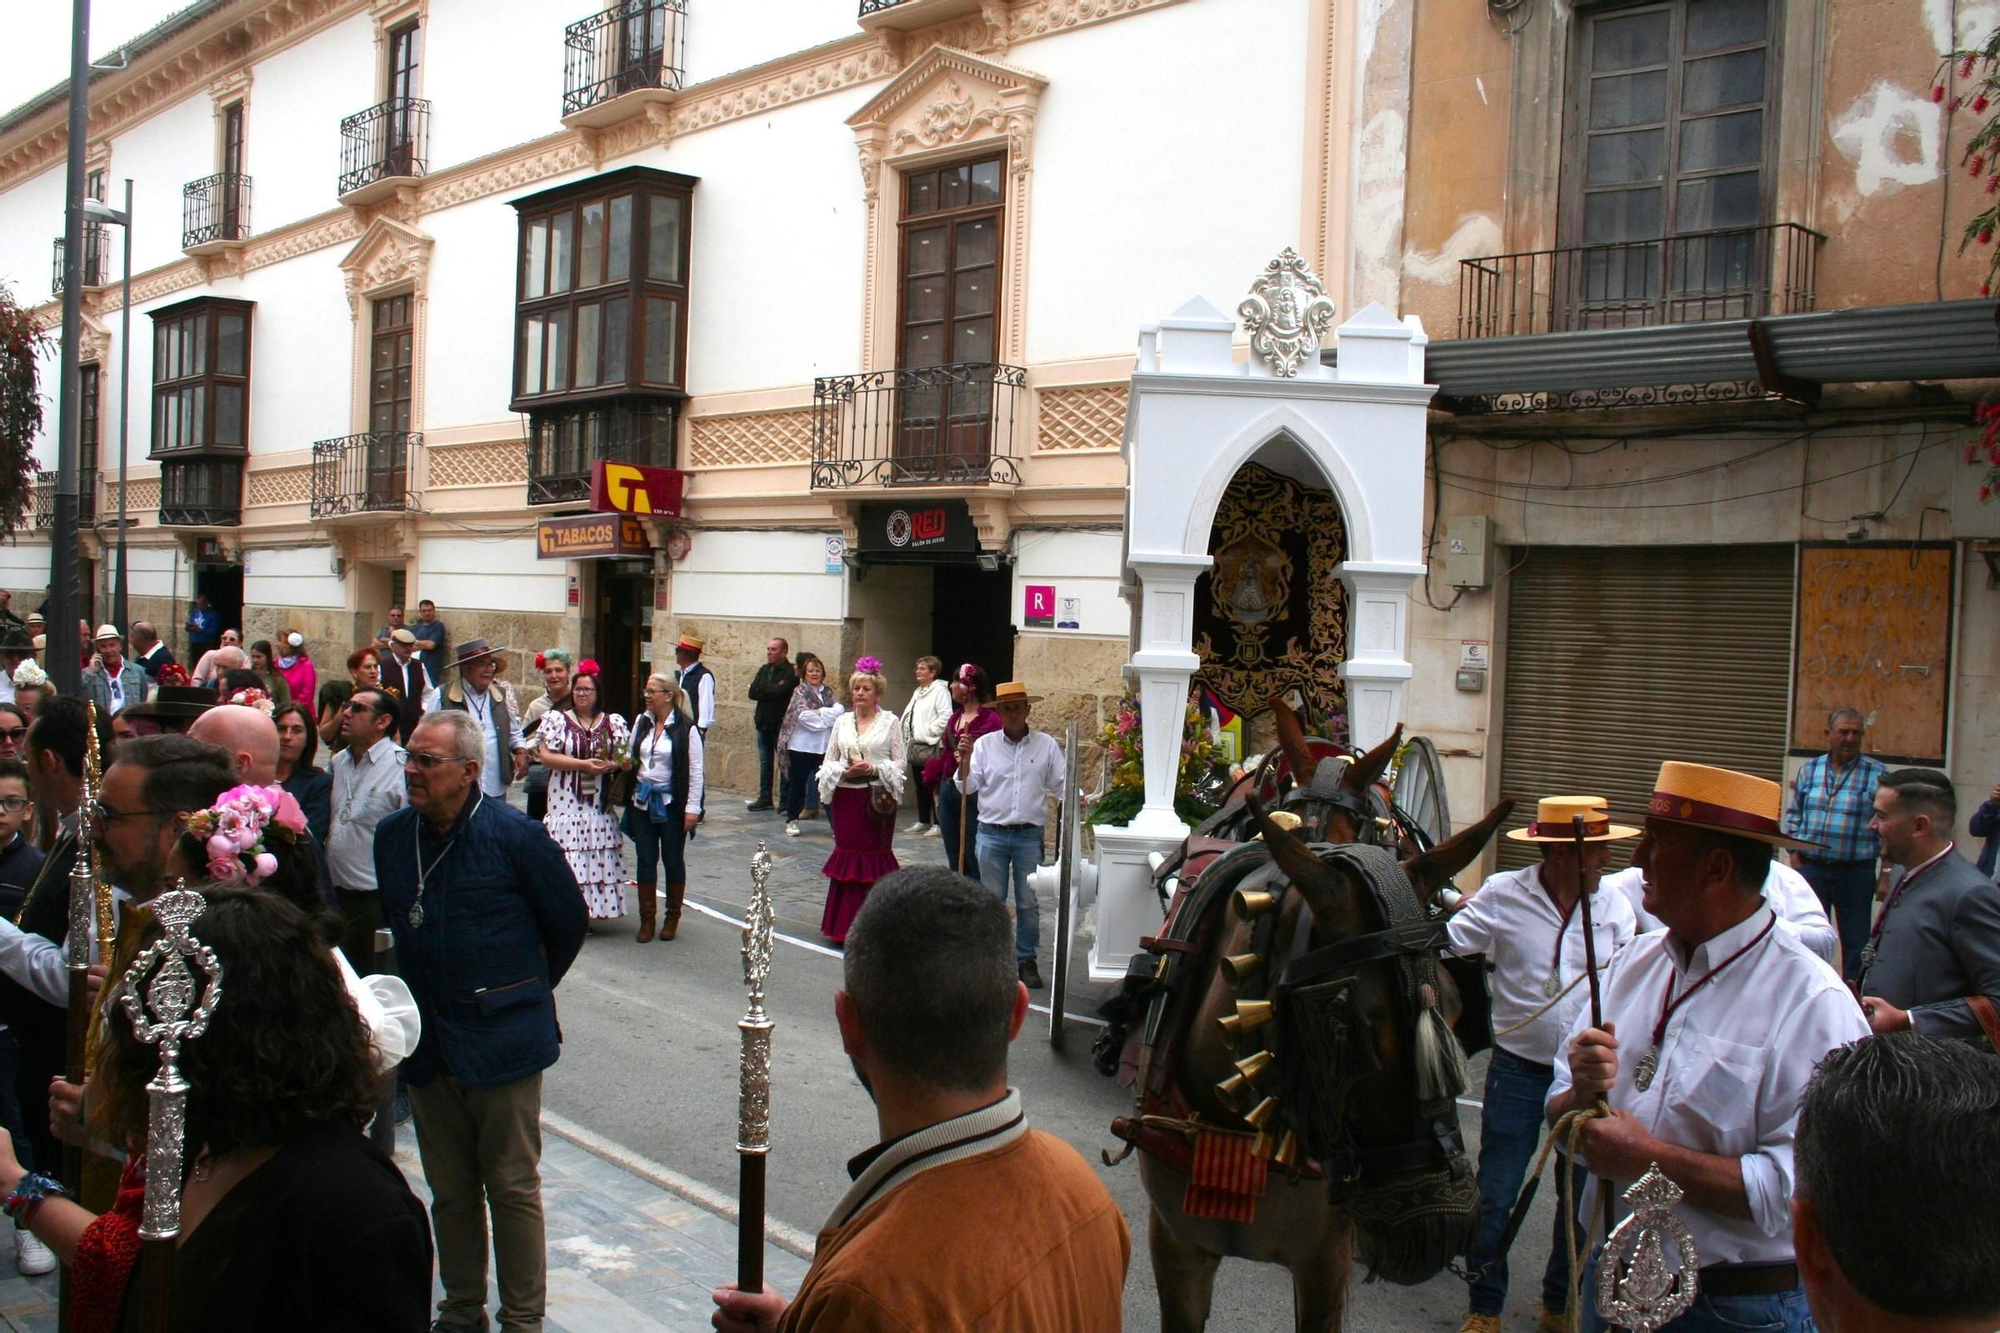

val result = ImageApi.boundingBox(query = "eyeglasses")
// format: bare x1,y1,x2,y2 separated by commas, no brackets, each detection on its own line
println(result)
89,799,166,825
403,750,468,770
343,701,393,719
0,728,26,744
0,797,29,814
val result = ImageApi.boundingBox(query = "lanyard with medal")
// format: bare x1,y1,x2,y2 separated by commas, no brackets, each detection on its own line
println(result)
1631,912,1777,1093
1857,842,1953,981
410,793,481,928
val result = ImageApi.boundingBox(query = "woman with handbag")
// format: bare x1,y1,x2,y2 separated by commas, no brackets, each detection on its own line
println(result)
900,655,951,837
620,673,704,943
815,657,906,945
536,661,631,926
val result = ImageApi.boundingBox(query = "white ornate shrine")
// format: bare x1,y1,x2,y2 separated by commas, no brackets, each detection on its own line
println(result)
1089,250,1435,981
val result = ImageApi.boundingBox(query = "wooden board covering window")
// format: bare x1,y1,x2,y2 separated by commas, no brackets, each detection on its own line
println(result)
1495,544,1793,872
1790,544,1953,763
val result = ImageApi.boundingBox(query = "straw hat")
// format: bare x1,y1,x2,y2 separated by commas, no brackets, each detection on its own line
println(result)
992,681,1043,706
675,632,705,653
93,624,122,643
1506,795,1640,843
1644,762,1820,850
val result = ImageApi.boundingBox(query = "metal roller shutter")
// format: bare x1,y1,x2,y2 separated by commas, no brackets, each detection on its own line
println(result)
1494,545,1793,872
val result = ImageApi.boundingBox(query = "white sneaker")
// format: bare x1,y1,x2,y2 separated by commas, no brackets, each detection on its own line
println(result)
16,1227,55,1276
923,825,942,838
785,821,801,837
904,821,929,834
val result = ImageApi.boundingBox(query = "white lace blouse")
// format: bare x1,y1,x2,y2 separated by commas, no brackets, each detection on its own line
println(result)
816,709,907,804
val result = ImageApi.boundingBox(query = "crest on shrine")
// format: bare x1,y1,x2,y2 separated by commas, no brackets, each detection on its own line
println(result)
1239,248,1337,378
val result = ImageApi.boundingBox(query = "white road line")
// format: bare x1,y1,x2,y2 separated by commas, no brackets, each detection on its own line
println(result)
684,897,1109,1027
541,1110,819,1260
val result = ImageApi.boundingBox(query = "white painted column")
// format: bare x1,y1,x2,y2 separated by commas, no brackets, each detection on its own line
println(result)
1337,560,1424,749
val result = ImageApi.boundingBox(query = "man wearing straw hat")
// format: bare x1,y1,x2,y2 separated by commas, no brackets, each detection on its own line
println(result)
1448,797,1641,1333
673,632,715,735
1549,763,1870,1333
958,681,1064,991
440,639,530,799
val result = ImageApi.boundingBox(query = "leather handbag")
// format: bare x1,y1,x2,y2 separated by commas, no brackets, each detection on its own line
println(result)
606,765,636,809
870,784,898,818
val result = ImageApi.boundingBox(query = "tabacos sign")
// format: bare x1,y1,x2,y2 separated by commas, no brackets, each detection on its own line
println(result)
536,514,653,560
588,460,686,517
856,500,978,555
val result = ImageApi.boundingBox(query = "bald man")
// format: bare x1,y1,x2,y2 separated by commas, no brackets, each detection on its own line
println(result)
193,643,249,689
187,704,281,786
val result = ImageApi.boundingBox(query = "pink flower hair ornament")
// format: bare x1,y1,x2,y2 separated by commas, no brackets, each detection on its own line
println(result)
854,656,884,676
182,784,308,888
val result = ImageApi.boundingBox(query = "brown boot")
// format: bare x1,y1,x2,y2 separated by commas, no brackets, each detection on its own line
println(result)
635,882,658,943
660,883,686,941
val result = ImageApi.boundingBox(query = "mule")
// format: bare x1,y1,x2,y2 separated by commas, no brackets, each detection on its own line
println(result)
1112,716,1512,1333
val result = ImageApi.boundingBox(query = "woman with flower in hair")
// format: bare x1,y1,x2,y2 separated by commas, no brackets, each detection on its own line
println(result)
521,648,573,822
814,657,906,944
922,662,999,875
536,659,631,923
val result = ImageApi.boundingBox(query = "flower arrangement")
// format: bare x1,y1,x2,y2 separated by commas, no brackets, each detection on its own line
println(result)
155,664,192,688
10,660,46,689
1086,691,1220,827
184,784,308,887
223,687,275,716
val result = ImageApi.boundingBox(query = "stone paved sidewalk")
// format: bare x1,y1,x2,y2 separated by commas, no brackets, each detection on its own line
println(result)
0,1121,812,1332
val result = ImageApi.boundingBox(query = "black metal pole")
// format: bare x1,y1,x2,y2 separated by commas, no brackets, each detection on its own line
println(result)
49,0,91,694
114,176,132,632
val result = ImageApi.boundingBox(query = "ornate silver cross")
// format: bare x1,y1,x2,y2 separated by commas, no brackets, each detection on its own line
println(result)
1596,1164,1701,1332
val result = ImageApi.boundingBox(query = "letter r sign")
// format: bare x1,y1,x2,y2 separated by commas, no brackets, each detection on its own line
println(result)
1024,584,1055,628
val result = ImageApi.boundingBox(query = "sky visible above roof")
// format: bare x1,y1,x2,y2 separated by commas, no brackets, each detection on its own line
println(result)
11,1,209,130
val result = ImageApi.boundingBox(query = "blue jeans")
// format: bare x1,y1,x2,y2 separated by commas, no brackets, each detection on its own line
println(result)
977,823,1043,963
753,727,779,804
1466,1048,1585,1316
936,776,979,876
1582,1252,1814,1333
1796,858,1875,980
622,803,688,884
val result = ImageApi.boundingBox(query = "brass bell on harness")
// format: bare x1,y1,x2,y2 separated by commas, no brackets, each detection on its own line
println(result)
1273,1129,1301,1170
1251,1130,1279,1161
1219,952,1265,987
1232,888,1279,919
1242,1094,1282,1131
1217,999,1274,1050
1215,1049,1274,1109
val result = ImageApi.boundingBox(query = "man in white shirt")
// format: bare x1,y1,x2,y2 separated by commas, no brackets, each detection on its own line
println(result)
439,639,529,799
959,681,1064,991
1447,796,1641,1333
1549,762,1869,1333
327,687,408,970
674,633,716,734
1600,859,1840,968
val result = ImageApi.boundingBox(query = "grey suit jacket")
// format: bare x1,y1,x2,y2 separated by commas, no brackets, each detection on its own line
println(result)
1862,848,2000,1043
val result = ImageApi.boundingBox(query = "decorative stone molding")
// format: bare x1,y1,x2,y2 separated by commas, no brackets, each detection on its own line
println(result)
76,312,112,368
127,479,162,512
340,216,434,437
209,67,253,112
1035,384,1126,451
428,441,526,487
849,47,1047,370
246,466,311,507
686,411,813,469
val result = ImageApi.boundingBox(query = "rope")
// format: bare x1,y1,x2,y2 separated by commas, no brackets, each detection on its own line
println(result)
1550,1106,1607,1333
1492,969,1593,1041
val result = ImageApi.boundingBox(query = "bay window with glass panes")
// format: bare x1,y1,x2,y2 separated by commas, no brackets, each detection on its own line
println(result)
148,296,253,457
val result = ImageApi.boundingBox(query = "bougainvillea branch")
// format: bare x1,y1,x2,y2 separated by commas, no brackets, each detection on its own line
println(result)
0,285,48,535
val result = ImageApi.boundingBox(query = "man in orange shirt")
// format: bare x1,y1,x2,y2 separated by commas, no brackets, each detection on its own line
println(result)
712,865,1129,1332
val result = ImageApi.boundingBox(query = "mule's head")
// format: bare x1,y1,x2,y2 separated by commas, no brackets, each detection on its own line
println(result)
1236,791,1513,1284
1269,699,1402,845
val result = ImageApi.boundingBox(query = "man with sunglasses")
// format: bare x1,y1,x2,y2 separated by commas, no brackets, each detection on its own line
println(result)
328,688,408,973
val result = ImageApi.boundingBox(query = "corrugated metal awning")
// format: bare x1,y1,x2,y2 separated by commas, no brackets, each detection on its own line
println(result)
1412,299,2000,401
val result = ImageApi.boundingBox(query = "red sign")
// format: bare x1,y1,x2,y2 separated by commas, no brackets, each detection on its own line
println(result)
588,460,686,517
1024,584,1055,628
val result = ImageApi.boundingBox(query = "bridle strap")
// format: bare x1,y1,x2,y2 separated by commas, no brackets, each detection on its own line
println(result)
1281,919,1451,989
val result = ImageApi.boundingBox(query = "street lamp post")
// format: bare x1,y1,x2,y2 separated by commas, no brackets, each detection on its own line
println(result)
48,0,91,695
83,181,132,631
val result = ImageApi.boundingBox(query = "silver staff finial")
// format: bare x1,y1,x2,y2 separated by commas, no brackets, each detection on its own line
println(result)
1596,1163,1700,1332
114,884,223,1241
738,843,775,1153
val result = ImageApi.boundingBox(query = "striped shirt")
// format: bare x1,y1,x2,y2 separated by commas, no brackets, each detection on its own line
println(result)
1783,752,1887,863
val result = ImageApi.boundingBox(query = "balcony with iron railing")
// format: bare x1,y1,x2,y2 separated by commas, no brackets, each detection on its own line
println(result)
811,361,1025,488
182,173,252,253
158,458,243,527
30,470,99,526
338,97,430,205
562,0,688,127
1456,221,1825,339
310,431,422,518
856,0,989,28
527,400,677,506
50,224,110,295
31,472,52,529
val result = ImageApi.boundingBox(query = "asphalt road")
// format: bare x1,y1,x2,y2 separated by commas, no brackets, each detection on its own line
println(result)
539,790,1565,1333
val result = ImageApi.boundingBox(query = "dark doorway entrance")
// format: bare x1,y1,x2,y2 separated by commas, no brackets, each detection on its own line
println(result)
194,563,243,644
595,560,651,720
930,563,1012,685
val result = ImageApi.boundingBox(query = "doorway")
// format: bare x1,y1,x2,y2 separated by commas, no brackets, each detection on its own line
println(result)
195,563,243,642
594,560,652,719
930,563,1012,685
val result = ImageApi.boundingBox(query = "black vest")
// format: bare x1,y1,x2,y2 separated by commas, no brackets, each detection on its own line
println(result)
630,710,693,810
381,656,428,742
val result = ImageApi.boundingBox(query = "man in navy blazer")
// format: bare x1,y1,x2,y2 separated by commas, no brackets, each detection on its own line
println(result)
378,709,586,1333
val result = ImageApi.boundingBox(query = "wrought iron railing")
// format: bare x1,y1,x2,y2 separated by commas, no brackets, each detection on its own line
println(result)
338,97,430,196
311,431,421,518
526,401,677,506
31,472,53,529
563,0,687,117
811,361,1025,488
182,173,252,248
30,471,98,526
1456,222,1825,339
858,0,915,13
158,459,242,527
51,225,109,294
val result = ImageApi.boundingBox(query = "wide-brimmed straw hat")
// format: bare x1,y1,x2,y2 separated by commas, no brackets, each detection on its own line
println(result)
676,632,705,653
448,638,507,671
1506,795,1641,843
992,681,1043,706
1644,762,1819,850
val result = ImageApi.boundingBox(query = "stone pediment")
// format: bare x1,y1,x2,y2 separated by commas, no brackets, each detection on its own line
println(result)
338,215,434,308
846,46,1046,159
